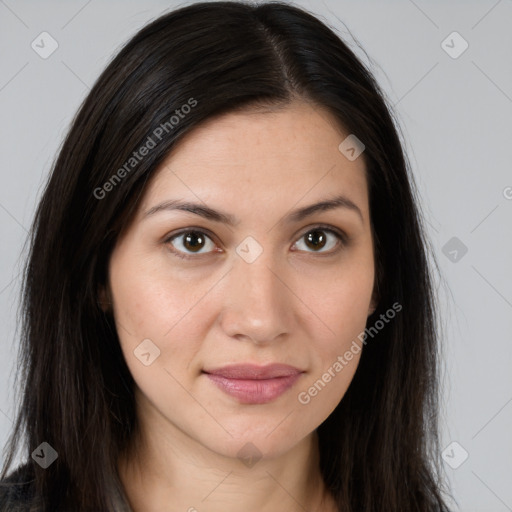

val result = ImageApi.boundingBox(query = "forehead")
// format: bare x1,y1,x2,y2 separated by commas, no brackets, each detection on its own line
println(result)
139,101,369,221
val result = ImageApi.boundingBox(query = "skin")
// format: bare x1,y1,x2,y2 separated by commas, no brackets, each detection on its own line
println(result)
105,100,377,512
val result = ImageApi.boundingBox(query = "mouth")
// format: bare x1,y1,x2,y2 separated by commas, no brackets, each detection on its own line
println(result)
202,363,304,404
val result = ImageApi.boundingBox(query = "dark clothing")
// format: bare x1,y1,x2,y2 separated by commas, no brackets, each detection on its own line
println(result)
0,463,36,511
0,463,133,512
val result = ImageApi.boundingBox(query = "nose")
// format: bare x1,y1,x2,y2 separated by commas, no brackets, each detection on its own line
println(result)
219,248,293,345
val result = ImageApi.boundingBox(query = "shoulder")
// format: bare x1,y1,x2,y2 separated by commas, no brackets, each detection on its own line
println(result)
0,463,36,512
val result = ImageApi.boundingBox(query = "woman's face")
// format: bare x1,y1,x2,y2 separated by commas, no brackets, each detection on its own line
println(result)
107,100,376,460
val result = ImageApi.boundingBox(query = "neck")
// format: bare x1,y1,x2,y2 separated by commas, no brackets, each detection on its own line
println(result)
118,399,336,512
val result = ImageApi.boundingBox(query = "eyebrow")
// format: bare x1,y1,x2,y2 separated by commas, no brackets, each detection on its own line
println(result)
142,194,364,225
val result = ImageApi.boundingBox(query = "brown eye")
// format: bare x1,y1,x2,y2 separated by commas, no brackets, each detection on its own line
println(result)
293,227,345,254
166,230,216,258
182,232,206,252
304,230,327,251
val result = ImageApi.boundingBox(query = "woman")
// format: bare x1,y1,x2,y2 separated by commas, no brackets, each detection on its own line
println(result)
0,1,451,510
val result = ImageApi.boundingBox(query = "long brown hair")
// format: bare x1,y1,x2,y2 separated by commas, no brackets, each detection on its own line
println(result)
1,2,450,510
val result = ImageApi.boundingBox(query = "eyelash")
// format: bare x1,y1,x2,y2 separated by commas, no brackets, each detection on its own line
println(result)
163,224,348,260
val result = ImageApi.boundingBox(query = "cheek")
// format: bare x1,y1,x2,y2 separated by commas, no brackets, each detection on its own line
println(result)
298,256,374,348
293,256,373,407
110,265,211,417
110,240,206,331
108,248,216,377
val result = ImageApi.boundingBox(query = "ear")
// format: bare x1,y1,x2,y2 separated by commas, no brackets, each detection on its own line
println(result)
367,286,379,317
368,298,377,316
97,283,112,312
368,261,381,316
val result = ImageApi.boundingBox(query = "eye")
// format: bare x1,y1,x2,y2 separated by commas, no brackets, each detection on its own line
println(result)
291,226,346,254
164,225,347,260
165,229,217,259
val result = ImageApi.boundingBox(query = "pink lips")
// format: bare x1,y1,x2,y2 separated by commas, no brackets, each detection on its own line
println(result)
203,364,304,404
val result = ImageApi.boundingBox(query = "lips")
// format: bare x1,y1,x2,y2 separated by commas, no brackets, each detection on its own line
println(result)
203,364,304,404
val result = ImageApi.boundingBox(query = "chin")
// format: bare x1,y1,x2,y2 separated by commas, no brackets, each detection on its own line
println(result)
193,418,314,464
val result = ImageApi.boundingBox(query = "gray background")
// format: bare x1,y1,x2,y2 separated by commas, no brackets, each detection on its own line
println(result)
1,1,511,510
